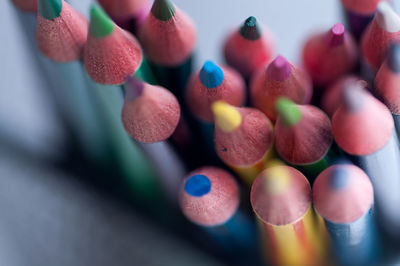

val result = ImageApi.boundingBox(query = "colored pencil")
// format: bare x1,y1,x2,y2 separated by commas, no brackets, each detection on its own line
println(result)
86,4,201,169
34,0,113,163
275,98,333,179
341,0,387,39
313,164,379,265
361,2,400,74
121,78,181,143
98,0,151,34
139,0,196,97
85,5,190,211
250,55,313,122
332,82,400,236
375,42,400,139
302,23,358,88
84,4,154,85
179,166,258,257
185,60,246,162
83,3,172,206
223,16,275,80
11,0,37,12
186,61,246,123
36,0,88,62
250,165,327,266
86,79,166,205
321,75,368,117
211,101,274,185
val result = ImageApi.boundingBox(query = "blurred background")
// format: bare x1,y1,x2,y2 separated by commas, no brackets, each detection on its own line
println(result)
0,0,362,266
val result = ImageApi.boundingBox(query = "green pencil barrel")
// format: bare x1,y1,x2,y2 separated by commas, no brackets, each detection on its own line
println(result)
134,56,158,85
299,147,336,182
15,11,110,163
48,61,110,163
85,77,164,204
300,157,329,180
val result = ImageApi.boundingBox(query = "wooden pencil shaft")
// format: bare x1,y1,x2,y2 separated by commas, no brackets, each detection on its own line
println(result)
133,57,158,85
394,114,400,141
149,56,193,102
85,79,164,201
18,11,109,162
19,7,165,208
343,8,375,40
201,211,260,262
348,132,400,235
231,149,275,186
258,206,326,265
298,148,336,182
324,208,379,265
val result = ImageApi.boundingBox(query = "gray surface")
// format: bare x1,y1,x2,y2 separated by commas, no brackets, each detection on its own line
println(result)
0,148,222,266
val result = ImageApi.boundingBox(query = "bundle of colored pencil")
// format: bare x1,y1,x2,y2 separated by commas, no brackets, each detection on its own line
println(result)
10,0,400,264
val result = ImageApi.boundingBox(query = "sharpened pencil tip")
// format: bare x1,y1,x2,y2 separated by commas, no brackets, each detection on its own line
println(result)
151,0,175,21
326,23,345,46
184,174,211,197
212,101,242,133
199,61,224,88
240,16,261,40
276,97,301,126
267,55,292,81
38,0,62,20
89,4,115,37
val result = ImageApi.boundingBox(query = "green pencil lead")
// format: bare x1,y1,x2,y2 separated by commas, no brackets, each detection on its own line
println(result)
276,97,302,126
151,0,175,21
89,4,115,38
240,16,261,40
38,0,62,20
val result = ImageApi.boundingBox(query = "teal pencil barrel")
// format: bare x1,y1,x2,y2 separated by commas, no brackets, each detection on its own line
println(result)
313,164,380,265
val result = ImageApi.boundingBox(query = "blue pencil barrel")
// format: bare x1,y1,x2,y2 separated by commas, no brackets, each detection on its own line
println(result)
324,208,379,265
202,210,258,254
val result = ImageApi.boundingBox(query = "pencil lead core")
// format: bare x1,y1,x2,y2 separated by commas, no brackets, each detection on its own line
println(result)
199,61,224,88
276,97,302,126
38,0,62,20
331,167,349,190
263,167,291,195
125,77,145,102
388,43,400,73
342,82,365,112
151,0,175,21
212,101,242,133
90,4,115,37
267,55,292,81
376,2,400,33
184,174,211,197
240,16,261,40
326,23,345,46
